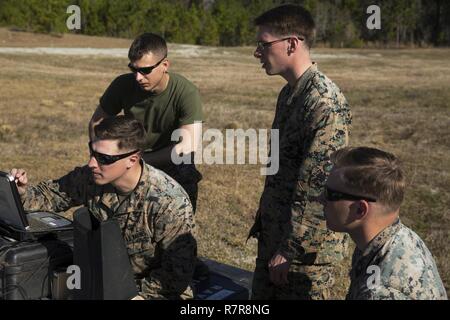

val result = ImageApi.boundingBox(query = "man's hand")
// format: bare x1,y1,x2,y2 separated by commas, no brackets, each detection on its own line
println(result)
144,122,202,168
9,168,28,196
89,105,110,141
268,252,290,286
173,122,202,156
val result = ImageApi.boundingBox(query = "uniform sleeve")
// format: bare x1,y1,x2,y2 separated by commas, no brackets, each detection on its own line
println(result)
138,195,196,299
99,74,132,116
177,86,203,126
21,166,91,213
356,285,411,300
278,99,350,260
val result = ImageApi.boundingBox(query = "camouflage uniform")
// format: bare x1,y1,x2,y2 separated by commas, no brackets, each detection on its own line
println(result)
249,63,352,300
347,219,447,300
21,162,196,300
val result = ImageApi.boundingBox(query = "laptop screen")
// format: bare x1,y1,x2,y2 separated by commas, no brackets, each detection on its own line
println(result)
0,172,27,230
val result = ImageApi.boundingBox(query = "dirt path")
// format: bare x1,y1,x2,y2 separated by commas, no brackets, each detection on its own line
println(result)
0,28,373,59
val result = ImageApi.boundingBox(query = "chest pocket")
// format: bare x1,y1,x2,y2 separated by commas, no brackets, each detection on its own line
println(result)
114,211,155,257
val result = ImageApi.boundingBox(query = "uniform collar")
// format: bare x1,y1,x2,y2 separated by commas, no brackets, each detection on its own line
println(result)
119,160,149,213
286,62,318,106
351,218,402,275
92,160,150,219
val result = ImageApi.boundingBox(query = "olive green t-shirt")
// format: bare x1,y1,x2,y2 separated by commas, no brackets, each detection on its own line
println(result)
99,72,203,152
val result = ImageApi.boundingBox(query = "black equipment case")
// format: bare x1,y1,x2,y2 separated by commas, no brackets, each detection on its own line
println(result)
0,208,252,300
0,234,252,300
194,258,252,300
0,231,73,300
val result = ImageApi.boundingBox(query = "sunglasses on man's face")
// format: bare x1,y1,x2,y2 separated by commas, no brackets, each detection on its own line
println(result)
324,186,377,202
255,36,305,51
88,142,139,166
128,55,167,75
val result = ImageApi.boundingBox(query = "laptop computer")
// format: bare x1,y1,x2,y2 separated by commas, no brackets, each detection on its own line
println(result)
0,171,72,240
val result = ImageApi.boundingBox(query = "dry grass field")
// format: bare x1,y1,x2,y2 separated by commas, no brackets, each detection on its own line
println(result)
0,28,449,299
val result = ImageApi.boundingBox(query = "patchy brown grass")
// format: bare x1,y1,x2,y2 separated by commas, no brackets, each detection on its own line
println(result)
0,28,132,48
0,29,449,299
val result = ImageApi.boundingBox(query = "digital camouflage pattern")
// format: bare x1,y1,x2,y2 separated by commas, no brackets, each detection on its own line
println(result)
22,162,196,300
347,219,447,300
252,259,336,300
249,62,352,299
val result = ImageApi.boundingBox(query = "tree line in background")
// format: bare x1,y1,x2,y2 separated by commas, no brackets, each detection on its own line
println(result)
0,0,448,47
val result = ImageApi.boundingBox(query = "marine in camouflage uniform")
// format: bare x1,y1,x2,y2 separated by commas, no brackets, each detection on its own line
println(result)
249,62,352,299
347,219,447,300
21,161,196,300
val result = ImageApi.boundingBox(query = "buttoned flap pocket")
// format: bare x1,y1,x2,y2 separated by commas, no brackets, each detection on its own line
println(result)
114,211,155,256
124,231,154,255
126,234,157,276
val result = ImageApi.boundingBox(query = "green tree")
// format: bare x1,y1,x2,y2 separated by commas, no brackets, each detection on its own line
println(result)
0,0,447,47
212,0,252,46
143,1,178,40
172,4,202,44
0,0,68,33
76,0,108,35
198,8,220,45
380,0,420,46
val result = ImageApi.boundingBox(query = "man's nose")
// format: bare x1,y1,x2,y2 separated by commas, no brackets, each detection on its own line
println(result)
87,155,98,169
254,49,262,59
135,72,144,81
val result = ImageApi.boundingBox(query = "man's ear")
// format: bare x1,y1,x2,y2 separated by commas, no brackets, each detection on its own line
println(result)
163,59,170,73
287,37,300,54
127,154,140,168
355,200,370,220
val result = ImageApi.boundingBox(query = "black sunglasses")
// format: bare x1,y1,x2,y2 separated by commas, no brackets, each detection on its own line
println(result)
256,36,305,51
128,54,167,75
88,142,139,166
325,186,377,202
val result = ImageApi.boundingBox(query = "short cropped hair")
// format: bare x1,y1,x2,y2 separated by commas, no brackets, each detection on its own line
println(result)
331,147,405,212
254,4,316,49
94,115,146,152
128,33,168,62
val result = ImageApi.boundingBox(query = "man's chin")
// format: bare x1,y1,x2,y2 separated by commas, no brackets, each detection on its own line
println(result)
138,84,151,91
265,68,276,76
92,174,107,185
